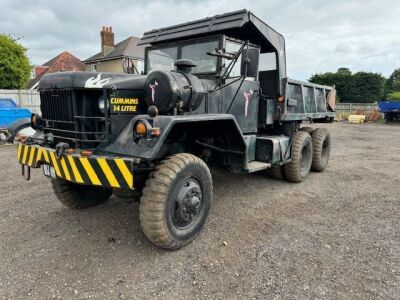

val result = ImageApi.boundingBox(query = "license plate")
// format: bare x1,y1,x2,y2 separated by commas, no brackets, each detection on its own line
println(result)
42,164,56,178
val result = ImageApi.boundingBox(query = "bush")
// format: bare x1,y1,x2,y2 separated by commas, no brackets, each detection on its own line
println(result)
386,92,400,101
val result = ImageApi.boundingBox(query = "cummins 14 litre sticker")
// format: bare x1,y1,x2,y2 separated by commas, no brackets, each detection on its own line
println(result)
110,97,140,113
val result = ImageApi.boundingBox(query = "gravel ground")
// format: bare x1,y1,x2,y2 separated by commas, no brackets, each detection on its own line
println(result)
0,122,399,299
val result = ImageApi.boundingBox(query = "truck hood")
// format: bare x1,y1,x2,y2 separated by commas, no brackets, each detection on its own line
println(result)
38,71,147,90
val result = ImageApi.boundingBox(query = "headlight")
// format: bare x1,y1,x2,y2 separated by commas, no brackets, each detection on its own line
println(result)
98,97,106,113
31,113,41,129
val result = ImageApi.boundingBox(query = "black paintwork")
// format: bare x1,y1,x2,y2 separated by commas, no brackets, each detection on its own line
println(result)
39,72,143,90
138,9,286,94
100,114,246,159
32,9,335,179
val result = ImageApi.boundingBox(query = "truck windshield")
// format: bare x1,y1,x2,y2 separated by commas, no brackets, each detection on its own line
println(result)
147,40,219,74
147,47,178,73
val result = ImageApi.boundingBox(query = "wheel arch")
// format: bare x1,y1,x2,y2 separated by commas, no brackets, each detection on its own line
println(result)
101,114,247,170
158,115,247,170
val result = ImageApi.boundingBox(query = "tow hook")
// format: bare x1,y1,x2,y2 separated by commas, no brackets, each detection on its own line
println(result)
21,164,31,181
55,142,69,159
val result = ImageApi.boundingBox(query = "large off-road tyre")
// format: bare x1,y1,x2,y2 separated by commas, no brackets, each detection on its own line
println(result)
266,166,286,180
284,131,313,183
51,179,112,209
113,189,140,203
311,128,331,172
140,153,212,250
300,126,314,135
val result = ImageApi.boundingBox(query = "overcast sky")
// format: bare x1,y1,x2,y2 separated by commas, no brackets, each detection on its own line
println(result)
1,0,399,80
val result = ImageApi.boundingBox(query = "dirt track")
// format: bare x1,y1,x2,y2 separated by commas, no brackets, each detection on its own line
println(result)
0,122,399,299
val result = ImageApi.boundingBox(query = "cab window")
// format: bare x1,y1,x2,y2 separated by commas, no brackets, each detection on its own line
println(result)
181,41,219,73
147,47,178,73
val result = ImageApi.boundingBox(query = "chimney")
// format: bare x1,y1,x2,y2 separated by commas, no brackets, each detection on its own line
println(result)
101,26,115,56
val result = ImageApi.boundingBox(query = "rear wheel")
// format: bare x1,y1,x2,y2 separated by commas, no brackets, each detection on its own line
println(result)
284,131,313,183
140,153,212,250
300,126,314,135
311,128,331,172
51,179,112,209
266,166,286,180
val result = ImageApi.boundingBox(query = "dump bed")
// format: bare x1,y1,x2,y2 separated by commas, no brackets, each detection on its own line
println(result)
280,78,336,121
378,100,400,112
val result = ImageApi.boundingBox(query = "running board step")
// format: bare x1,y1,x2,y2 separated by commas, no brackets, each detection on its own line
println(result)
246,161,272,173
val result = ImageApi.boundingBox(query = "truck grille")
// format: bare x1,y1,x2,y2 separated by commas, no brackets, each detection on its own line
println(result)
39,89,108,149
41,90,74,122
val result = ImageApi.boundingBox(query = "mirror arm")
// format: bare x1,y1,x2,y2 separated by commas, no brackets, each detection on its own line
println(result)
206,51,235,59
211,41,248,92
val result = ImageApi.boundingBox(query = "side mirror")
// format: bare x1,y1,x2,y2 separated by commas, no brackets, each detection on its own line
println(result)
241,48,259,77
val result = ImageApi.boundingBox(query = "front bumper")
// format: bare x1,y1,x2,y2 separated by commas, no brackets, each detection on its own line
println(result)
17,143,134,189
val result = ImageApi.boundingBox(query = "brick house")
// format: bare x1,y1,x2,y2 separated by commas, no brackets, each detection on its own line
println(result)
27,51,85,89
83,27,145,74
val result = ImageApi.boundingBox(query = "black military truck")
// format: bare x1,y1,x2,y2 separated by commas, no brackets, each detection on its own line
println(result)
17,10,335,249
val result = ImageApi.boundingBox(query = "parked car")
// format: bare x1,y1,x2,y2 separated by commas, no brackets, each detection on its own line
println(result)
0,98,34,143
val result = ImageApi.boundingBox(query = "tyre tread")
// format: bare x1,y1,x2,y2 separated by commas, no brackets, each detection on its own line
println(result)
284,131,313,183
311,128,331,172
139,153,212,250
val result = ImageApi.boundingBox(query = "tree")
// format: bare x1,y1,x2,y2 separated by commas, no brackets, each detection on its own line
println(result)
349,72,385,103
309,68,385,103
337,67,352,76
386,92,400,101
309,68,352,102
0,34,31,89
385,68,400,97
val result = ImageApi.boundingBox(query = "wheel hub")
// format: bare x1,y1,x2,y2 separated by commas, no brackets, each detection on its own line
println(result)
173,179,202,228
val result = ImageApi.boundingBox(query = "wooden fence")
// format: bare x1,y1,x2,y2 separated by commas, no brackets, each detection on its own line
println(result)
0,89,41,113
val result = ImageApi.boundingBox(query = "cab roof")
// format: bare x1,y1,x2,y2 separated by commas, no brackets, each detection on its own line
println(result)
138,9,287,84
138,9,284,55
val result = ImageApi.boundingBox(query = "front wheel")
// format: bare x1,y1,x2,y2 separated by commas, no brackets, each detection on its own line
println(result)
139,153,212,250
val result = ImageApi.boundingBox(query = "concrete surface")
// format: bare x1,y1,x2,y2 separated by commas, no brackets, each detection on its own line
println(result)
0,122,399,299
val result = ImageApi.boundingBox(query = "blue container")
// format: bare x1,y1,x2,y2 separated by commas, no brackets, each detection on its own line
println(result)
0,98,32,128
378,100,400,113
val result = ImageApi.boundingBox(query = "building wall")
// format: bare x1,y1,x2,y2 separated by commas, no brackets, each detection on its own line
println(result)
85,58,143,74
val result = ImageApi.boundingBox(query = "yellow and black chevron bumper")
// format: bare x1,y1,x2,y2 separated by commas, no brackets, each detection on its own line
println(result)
17,143,134,189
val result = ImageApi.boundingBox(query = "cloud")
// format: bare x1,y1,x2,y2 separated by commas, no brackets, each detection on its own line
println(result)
0,0,399,80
